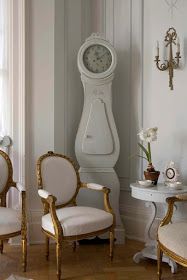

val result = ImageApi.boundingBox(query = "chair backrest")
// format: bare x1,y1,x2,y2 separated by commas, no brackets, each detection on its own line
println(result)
37,151,80,206
0,150,13,206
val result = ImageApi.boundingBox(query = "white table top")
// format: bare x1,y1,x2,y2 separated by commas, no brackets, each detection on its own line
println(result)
131,182,187,194
130,182,187,203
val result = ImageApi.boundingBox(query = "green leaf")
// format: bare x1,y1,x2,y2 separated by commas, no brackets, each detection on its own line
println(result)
138,143,149,161
137,155,149,161
128,154,148,162
147,142,152,163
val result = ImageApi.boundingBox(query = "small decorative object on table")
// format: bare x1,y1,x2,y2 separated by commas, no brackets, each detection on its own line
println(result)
163,161,182,189
138,127,160,185
138,180,152,187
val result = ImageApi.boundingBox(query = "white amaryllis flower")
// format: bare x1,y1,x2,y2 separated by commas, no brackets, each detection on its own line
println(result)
138,127,158,143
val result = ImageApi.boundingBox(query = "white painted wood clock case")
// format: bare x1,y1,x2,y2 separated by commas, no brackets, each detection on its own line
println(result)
75,34,124,243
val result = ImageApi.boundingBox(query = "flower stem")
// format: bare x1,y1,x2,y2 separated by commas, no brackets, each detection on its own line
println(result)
147,142,152,163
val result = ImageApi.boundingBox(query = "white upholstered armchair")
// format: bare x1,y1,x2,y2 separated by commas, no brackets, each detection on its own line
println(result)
0,150,27,272
37,151,115,280
157,194,187,279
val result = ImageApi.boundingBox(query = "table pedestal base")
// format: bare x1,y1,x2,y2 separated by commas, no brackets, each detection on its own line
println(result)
133,245,178,273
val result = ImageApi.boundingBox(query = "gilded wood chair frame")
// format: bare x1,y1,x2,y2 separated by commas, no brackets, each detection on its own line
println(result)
157,194,187,279
37,151,115,280
0,149,27,272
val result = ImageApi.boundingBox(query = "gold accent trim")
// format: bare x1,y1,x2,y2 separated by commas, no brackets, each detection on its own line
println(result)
0,149,27,271
0,149,14,207
0,230,21,240
157,194,187,279
160,196,184,227
42,226,113,241
159,241,187,267
37,151,81,209
37,151,115,280
154,27,181,90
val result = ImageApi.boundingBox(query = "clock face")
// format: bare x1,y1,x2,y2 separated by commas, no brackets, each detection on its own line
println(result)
166,168,175,179
83,44,112,73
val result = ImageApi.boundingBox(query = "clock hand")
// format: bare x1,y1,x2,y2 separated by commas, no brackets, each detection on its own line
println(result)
96,51,107,60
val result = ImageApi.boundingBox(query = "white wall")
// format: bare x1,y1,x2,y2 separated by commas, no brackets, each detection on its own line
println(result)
120,0,187,241
143,0,187,178
128,0,187,240
27,0,187,243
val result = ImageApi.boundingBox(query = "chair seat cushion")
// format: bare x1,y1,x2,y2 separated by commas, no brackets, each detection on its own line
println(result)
0,207,21,235
42,206,113,237
158,222,187,259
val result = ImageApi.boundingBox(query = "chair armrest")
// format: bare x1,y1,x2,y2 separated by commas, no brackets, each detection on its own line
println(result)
16,182,26,192
175,194,187,201
160,195,187,227
11,182,26,219
13,182,27,235
81,182,110,193
9,182,26,193
86,183,105,190
38,189,51,199
80,182,115,225
38,189,57,206
38,189,62,236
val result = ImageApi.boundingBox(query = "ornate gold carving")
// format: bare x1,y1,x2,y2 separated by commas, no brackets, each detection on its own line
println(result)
0,149,27,272
157,194,187,279
37,151,115,279
154,27,181,90
37,151,81,209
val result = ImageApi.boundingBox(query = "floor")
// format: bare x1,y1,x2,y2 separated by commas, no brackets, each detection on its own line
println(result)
0,239,187,280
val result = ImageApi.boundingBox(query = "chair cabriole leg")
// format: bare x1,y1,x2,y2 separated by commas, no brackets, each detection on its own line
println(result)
56,240,62,280
0,240,3,254
73,241,76,252
109,229,115,261
22,235,27,272
157,243,163,280
46,236,50,260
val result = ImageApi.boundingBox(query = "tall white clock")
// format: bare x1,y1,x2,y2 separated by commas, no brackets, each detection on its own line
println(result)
75,34,124,243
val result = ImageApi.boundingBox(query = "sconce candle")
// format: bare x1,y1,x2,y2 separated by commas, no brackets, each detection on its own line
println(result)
177,37,180,53
156,41,159,56
154,27,181,90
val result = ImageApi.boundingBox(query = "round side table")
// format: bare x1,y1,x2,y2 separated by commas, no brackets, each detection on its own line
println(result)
130,182,187,273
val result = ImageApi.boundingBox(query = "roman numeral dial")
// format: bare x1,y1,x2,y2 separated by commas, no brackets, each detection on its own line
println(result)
83,44,112,73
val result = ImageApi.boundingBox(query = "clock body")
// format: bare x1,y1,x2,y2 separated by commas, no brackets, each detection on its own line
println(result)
75,34,124,243
76,33,119,168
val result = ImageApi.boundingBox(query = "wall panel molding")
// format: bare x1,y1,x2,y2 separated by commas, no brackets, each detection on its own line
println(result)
90,0,106,34
81,0,92,40
130,0,144,182
105,0,114,44
119,177,130,192
54,0,68,154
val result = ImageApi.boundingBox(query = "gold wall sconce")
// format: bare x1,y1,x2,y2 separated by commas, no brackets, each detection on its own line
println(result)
154,27,181,90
